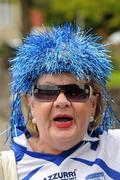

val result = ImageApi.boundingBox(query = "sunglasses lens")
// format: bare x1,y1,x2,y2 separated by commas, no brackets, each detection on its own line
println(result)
33,84,92,102
33,85,59,101
65,84,91,102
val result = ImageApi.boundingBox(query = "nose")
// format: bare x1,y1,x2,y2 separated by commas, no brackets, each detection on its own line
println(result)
53,92,71,109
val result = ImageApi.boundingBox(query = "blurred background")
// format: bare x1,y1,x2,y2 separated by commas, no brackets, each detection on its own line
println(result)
0,0,120,150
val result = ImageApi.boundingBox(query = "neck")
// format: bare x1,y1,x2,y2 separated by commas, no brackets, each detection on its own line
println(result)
28,136,63,155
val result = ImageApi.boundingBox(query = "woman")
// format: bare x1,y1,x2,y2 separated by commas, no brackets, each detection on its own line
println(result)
1,24,120,179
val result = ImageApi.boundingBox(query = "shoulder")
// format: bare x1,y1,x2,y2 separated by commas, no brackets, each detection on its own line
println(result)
108,129,120,136
99,129,120,162
99,129,120,145
100,129,120,141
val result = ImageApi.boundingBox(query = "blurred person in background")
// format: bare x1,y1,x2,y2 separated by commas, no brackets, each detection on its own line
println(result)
0,24,120,180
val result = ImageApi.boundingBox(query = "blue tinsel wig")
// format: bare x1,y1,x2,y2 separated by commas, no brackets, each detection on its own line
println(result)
10,24,115,137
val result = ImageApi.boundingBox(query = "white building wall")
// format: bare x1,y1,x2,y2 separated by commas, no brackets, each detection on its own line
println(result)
0,2,22,45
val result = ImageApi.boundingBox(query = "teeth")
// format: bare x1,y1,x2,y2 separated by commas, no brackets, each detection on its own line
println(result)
54,117,72,122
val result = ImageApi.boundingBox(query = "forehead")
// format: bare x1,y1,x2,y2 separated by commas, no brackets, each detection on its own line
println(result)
37,73,87,85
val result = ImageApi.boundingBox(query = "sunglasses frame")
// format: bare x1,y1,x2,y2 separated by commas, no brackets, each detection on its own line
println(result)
32,83,93,102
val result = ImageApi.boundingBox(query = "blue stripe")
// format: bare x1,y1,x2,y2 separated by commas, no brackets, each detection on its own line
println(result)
90,141,99,151
22,166,43,180
12,142,26,163
12,141,86,166
72,157,120,179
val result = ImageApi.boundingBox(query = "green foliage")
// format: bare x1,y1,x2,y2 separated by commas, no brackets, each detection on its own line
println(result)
109,45,120,71
7,1,120,74
112,55,120,70
11,0,18,3
29,0,120,33
107,71,120,88
11,0,119,34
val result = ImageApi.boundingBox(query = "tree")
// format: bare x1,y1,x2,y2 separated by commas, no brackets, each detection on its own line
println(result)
19,0,33,36
14,0,120,36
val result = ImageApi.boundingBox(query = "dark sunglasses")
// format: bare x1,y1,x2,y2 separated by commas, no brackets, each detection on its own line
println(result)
32,84,93,102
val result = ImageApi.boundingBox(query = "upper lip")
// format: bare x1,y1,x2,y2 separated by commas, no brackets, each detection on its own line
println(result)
53,114,73,121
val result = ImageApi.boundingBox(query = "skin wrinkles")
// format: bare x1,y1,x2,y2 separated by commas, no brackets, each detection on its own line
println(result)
28,73,98,154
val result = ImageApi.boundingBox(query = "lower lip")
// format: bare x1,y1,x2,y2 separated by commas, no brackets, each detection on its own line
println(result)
53,121,73,128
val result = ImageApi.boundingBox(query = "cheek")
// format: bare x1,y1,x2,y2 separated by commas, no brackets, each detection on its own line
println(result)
31,101,52,122
74,103,92,126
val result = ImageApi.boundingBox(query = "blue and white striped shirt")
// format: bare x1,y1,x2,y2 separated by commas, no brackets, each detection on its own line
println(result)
12,129,120,180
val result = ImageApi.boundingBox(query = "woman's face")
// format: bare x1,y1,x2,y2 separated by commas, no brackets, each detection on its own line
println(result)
29,73,97,154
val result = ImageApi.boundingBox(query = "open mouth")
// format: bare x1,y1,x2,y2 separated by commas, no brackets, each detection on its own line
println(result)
53,115,73,128
53,116,73,122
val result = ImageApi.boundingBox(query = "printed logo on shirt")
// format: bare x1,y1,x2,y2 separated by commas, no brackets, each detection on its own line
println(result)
85,172,106,180
43,169,77,180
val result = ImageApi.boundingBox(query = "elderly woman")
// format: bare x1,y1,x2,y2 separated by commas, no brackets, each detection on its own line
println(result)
0,24,120,180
